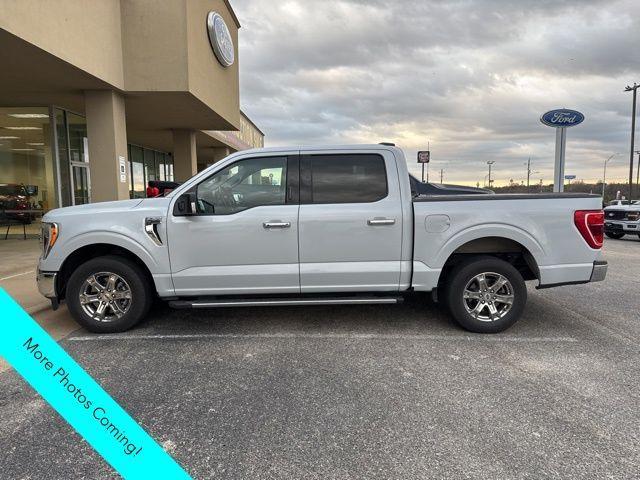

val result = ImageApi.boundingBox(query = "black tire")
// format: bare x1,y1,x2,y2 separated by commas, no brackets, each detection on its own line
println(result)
605,232,625,239
444,256,527,334
66,255,152,333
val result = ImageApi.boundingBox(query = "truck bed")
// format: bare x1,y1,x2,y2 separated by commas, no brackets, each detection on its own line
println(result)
410,193,604,291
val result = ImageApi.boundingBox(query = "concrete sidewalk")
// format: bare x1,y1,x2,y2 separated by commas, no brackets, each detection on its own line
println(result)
0,239,80,372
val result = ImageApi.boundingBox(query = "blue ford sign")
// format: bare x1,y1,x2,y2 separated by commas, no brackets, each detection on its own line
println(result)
540,109,585,128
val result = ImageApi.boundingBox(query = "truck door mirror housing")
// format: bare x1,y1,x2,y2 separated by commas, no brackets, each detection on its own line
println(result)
173,192,197,216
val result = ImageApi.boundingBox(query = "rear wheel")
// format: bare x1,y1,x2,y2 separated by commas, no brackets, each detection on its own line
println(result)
66,255,152,333
445,257,527,333
605,232,625,239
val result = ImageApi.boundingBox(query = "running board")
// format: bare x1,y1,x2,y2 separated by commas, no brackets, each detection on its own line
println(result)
169,296,402,309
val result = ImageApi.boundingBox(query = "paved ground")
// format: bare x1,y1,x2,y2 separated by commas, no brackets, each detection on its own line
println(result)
1,237,639,479
0,240,77,373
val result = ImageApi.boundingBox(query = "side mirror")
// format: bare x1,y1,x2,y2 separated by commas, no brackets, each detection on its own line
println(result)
173,192,197,216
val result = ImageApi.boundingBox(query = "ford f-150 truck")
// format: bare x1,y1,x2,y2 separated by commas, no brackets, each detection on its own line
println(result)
604,201,640,239
37,144,607,334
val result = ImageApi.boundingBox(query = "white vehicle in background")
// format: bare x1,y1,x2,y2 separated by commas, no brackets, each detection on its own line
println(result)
604,201,640,239
608,199,639,207
37,144,607,334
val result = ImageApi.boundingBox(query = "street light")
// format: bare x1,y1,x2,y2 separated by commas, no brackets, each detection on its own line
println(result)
487,160,495,187
602,153,619,199
624,83,639,200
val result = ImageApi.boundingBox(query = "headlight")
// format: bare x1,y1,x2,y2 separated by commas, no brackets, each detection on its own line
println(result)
41,222,59,259
627,211,640,221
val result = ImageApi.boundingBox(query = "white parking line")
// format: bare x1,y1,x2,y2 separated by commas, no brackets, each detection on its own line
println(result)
0,270,34,282
68,332,578,343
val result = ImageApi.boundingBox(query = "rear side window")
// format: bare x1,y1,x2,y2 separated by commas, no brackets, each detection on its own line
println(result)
308,154,387,204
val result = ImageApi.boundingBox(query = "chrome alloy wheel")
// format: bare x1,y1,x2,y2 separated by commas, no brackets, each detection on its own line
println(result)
462,272,515,322
79,272,132,322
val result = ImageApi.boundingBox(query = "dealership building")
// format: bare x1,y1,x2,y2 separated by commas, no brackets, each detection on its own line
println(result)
0,0,263,236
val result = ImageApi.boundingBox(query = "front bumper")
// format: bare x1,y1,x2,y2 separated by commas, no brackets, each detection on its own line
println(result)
605,221,639,233
37,270,58,306
590,261,607,283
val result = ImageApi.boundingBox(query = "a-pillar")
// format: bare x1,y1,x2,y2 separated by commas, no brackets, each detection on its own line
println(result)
172,130,198,182
84,90,130,202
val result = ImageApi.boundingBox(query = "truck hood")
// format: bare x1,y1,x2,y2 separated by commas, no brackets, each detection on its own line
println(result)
43,197,174,222
43,199,144,221
604,205,640,212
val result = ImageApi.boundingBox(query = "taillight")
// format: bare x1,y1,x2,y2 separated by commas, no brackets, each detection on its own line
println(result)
574,210,604,249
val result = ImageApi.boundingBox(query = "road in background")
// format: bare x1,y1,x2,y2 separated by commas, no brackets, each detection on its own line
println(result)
0,238,638,479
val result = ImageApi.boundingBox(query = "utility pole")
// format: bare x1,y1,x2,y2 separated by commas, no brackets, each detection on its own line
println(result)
487,160,495,188
625,83,639,200
526,157,531,189
602,153,618,199
636,150,640,193
439,168,444,184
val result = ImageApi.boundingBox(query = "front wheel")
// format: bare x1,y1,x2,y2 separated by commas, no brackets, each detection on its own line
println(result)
445,257,527,333
66,255,152,333
605,232,625,239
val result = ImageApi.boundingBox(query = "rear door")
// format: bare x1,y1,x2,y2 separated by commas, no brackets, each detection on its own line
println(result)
298,150,403,292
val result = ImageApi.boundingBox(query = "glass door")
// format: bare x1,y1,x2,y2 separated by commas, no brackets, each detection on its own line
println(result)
65,111,91,205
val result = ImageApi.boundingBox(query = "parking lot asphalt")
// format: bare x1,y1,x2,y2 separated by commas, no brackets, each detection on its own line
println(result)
1,237,639,479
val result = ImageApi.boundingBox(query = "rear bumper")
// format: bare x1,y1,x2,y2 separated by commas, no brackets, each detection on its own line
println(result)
589,261,607,283
537,260,607,289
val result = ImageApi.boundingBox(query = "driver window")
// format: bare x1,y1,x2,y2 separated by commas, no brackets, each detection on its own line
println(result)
196,156,288,215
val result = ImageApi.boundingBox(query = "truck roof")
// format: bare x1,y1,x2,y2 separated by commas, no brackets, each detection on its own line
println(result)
235,144,402,155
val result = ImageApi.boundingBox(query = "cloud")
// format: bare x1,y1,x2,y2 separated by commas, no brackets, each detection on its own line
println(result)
233,0,640,185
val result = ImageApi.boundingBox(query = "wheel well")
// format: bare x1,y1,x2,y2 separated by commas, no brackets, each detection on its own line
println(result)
57,244,155,300
438,237,539,288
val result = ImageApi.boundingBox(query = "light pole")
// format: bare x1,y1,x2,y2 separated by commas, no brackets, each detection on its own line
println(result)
636,150,640,195
625,83,639,200
439,168,444,184
602,153,619,199
487,160,495,188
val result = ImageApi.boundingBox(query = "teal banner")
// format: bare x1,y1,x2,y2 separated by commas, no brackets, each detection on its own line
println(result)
0,288,191,479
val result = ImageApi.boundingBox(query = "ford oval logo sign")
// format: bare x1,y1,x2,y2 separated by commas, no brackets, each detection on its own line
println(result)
540,109,585,128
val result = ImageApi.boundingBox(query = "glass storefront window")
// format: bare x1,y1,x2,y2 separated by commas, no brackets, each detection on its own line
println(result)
129,145,145,198
127,144,174,198
155,151,166,181
0,107,57,236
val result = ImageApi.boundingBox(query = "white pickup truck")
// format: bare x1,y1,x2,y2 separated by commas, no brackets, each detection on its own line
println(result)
604,201,640,239
37,144,607,334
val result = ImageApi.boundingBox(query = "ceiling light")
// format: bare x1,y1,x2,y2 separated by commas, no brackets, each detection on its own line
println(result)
0,136,19,139
27,142,45,146
12,148,35,151
4,126,41,130
8,113,49,119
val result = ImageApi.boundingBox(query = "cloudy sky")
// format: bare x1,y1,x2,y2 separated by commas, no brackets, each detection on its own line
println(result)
233,0,640,186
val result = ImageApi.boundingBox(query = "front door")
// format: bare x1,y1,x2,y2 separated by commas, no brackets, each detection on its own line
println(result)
298,151,403,292
167,154,300,296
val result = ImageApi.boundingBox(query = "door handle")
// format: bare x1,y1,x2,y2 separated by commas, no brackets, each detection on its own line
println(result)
367,218,396,226
263,221,291,229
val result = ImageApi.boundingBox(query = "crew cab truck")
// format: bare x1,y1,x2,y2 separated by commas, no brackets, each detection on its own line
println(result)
37,145,607,334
